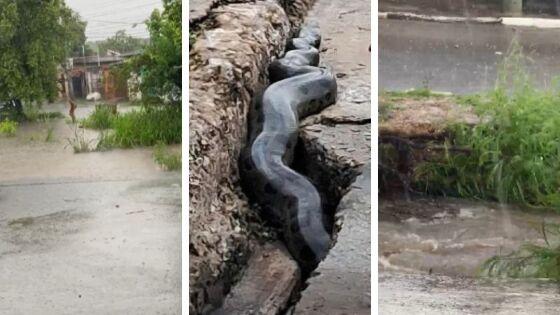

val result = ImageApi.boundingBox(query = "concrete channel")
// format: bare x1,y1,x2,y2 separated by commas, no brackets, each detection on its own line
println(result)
189,0,371,313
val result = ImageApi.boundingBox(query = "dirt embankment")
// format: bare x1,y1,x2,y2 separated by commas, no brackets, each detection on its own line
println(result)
188,0,316,313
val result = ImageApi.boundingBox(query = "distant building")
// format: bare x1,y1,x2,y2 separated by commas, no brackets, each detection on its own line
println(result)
65,51,140,101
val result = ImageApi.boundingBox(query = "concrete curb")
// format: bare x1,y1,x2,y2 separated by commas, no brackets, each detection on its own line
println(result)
379,11,560,28
379,12,502,24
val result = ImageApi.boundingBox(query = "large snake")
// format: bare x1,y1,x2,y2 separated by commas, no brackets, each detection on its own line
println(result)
240,23,337,268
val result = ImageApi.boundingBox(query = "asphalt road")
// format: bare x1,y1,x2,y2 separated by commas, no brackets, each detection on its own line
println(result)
379,19,560,94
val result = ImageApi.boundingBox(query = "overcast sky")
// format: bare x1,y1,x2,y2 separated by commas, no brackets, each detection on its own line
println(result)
65,0,163,41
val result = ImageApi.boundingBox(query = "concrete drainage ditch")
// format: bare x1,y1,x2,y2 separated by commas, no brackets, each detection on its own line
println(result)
190,0,370,313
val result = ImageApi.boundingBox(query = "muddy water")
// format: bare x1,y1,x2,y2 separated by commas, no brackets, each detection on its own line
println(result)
380,198,560,276
0,102,181,313
380,197,560,314
0,102,160,184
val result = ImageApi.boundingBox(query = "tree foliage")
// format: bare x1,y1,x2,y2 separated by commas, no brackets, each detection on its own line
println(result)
0,0,86,103
136,0,181,105
97,30,146,56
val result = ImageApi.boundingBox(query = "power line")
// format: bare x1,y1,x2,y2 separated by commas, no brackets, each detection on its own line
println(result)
83,2,161,19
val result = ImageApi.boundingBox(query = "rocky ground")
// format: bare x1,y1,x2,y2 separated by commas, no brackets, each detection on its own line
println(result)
0,103,180,314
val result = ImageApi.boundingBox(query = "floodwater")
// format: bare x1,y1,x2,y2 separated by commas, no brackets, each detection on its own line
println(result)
379,197,560,313
0,102,181,314
0,102,154,184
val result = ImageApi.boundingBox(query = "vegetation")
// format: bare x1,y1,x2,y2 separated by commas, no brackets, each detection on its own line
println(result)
0,1,85,106
0,119,17,136
415,43,560,210
81,106,116,130
23,104,64,122
480,242,560,280
66,127,94,153
44,124,55,142
75,1,182,154
381,88,449,101
96,30,146,56
97,105,181,148
153,142,181,171
136,0,181,104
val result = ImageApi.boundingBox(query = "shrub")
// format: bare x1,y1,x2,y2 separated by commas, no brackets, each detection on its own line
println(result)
0,119,18,136
81,105,116,130
99,105,181,148
415,42,560,210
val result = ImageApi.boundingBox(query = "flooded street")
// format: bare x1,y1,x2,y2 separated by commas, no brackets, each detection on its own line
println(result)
379,7,560,312
0,103,181,314
379,197,560,313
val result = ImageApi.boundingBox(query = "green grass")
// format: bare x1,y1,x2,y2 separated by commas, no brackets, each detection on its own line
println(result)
381,88,449,101
44,124,55,142
414,42,560,210
99,105,181,148
23,104,64,122
81,105,116,130
0,119,18,136
153,142,181,171
480,221,560,279
480,244,560,279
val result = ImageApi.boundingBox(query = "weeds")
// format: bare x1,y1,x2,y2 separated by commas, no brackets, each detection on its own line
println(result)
480,222,560,279
0,119,18,136
153,142,181,171
81,105,116,130
23,104,40,121
415,41,560,210
23,104,64,122
99,105,181,148
44,124,55,142
381,88,449,101
65,127,94,153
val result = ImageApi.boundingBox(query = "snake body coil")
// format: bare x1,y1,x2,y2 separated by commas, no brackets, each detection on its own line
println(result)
240,24,337,267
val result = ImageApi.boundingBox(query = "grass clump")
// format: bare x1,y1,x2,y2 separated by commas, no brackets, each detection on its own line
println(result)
0,119,18,136
66,127,94,153
381,88,449,101
480,244,560,279
480,222,560,279
415,42,560,210
81,105,116,130
23,104,64,122
153,142,181,171
99,105,181,148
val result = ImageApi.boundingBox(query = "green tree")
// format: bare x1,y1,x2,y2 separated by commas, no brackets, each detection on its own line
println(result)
0,0,85,109
137,0,181,105
97,30,146,56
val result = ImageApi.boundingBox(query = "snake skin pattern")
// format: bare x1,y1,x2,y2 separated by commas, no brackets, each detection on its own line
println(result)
240,23,337,267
